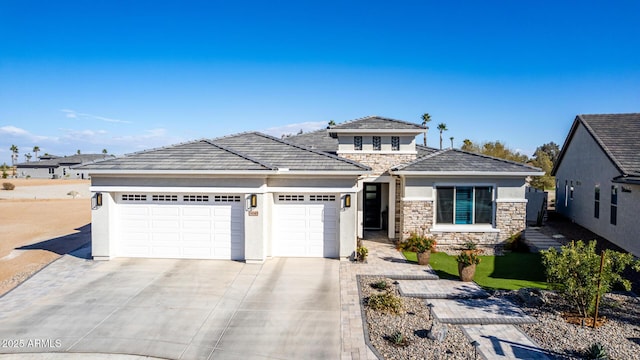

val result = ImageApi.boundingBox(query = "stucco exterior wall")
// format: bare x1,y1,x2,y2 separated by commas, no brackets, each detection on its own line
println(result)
555,123,640,256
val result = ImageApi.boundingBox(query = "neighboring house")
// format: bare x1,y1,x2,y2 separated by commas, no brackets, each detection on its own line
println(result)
79,116,542,262
16,154,115,179
552,113,640,256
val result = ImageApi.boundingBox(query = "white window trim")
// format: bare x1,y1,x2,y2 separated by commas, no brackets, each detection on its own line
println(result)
431,224,499,233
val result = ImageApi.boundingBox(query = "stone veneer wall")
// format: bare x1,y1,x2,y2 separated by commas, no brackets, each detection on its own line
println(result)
399,200,527,255
394,178,402,240
341,153,415,174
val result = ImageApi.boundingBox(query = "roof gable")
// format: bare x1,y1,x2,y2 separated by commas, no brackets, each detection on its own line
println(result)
392,148,542,174
553,113,640,177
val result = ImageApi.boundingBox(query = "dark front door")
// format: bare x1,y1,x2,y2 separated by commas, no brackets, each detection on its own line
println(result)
364,183,382,229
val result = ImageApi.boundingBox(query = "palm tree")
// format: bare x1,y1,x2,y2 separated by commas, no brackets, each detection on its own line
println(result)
9,145,18,165
32,146,40,160
421,113,431,146
450,137,454,149
437,123,448,149
76,149,81,155
25,153,32,162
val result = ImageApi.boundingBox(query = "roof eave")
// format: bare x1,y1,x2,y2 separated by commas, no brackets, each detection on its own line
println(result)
329,129,425,134
390,170,545,177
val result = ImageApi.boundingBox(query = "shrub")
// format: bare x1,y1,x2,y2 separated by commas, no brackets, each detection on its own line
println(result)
367,291,403,314
356,246,368,262
586,343,608,359
371,280,388,290
541,240,639,317
2,182,15,190
387,330,409,346
397,231,436,253
456,251,481,266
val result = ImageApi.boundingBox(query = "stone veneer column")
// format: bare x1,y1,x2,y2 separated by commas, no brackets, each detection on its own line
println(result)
400,200,433,239
495,201,527,238
394,178,402,239
341,153,415,175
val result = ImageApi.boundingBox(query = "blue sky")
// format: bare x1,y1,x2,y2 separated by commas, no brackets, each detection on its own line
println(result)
1,1,639,165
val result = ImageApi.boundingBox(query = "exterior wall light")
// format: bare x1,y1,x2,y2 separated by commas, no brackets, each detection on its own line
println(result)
92,192,103,209
344,194,351,208
250,194,258,208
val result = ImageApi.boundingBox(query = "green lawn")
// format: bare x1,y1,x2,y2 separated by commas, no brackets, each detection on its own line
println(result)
403,251,550,290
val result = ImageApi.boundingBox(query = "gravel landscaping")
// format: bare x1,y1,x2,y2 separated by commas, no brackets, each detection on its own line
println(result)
359,276,640,359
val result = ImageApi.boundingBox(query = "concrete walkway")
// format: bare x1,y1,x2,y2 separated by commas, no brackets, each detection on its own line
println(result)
523,228,563,252
341,238,550,360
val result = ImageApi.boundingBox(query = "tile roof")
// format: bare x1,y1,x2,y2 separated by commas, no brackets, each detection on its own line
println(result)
329,115,425,130
17,154,115,168
392,148,542,173
283,128,338,153
214,132,369,171
575,113,640,176
79,140,272,171
416,145,439,157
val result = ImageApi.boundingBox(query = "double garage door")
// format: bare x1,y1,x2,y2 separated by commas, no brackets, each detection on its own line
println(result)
272,194,339,258
117,193,244,260
116,192,339,259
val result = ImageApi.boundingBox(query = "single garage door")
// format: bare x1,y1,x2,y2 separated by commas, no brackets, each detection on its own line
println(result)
272,194,339,258
117,193,244,260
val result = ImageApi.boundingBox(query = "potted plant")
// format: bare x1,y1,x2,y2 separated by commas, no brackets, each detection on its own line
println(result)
398,232,436,265
356,245,369,262
456,251,481,282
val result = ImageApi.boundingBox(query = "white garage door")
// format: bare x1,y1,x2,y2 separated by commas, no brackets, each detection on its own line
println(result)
117,193,244,260
272,194,339,258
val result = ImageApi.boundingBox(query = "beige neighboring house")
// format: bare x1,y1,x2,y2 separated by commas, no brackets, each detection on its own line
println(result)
552,113,640,256
16,154,115,179
78,116,542,262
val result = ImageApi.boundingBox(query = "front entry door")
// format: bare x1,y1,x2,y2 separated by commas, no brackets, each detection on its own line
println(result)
364,183,382,229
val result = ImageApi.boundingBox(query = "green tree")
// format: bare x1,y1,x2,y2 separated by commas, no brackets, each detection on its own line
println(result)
421,113,432,146
535,142,561,164
102,149,108,155
460,140,529,163
76,149,81,155
529,149,555,189
10,144,18,165
437,123,447,149
541,240,639,318
449,136,454,149
32,146,40,159
25,153,32,162
328,120,336,127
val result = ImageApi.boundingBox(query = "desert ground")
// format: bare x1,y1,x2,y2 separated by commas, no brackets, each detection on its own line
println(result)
0,179,91,295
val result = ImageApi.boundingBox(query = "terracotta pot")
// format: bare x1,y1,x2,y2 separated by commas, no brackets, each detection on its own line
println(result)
458,262,476,282
417,251,431,265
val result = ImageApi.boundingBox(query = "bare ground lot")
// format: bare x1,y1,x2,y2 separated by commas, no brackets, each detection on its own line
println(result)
0,179,90,295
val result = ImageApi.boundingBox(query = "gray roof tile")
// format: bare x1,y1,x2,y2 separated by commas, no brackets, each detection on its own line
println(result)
394,149,542,173
577,113,640,176
329,116,426,130
283,128,338,153
17,154,115,168
79,140,272,171
214,132,369,171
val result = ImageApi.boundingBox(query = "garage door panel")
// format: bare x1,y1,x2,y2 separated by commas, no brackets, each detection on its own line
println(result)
272,194,339,258
117,194,244,260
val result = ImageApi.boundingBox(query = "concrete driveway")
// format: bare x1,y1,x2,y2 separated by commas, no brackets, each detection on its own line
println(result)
0,255,341,360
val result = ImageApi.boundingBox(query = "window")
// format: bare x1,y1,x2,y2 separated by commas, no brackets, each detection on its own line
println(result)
152,194,177,202
436,186,493,225
63,168,66,176
391,136,400,151
310,195,336,202
214,195,241,202
278,194,305,202
610,185,618,225
121,194,147,202
570,181,574,200
354,136,362,150
48,168,55,174
184,195,209,202
594,185,600,219
373,136,381,151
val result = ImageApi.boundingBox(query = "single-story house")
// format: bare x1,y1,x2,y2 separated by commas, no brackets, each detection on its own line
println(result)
552,113,640,256
79,116,543,262
16,154,115,179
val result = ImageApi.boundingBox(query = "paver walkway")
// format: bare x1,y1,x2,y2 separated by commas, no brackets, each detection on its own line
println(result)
340,236,551,360
523,228,563,252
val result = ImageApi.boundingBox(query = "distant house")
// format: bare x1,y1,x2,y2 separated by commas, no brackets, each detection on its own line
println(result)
78,116,542,262
16,154,115,179
552,113,640,256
